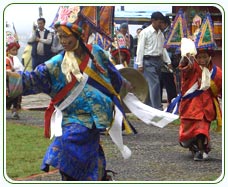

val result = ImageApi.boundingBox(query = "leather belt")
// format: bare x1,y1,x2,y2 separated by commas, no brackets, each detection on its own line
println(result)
143,55,161,59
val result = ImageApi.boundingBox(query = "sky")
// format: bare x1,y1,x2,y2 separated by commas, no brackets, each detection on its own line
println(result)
4,4,172,35
4,4,60,34
4,4,172,57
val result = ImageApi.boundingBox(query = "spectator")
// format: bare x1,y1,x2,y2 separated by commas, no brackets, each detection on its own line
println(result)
160,16,177,104
133,27,143,69
119,22,133,50
142,23,149,29
6,31,24,119
119,23,134,66
28,18,52,70
135,11,171,110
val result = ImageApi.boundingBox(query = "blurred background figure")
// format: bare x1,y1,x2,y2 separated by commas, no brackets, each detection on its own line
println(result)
118,22,134,66
136,11,171,110
110,32,131,68
51,28,63,56
133,27,143,69
6,31,24,119
28,17,52,70
160,16,177,104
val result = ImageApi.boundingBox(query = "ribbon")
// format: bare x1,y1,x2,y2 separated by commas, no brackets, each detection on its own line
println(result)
108,105,132,159
44,74,77,138
123,93,179,128
49,73,88,139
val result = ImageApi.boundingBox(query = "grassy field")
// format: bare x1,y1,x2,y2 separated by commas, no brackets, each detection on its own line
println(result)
5,122,52,179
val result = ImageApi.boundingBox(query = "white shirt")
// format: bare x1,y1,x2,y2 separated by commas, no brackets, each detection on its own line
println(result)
135,25,171,67
13,56,24,71
7,55,24,72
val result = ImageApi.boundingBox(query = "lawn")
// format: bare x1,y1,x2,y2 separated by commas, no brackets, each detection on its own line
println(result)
5,122,52,180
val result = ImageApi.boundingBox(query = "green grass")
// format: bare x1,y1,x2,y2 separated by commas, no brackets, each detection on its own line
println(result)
6,122,52,179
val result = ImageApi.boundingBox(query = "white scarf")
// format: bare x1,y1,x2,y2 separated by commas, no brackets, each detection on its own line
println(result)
200,66,211,90
61,51,83,82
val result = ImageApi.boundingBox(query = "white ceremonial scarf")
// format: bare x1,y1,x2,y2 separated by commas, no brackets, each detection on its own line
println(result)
50,73,88,139
199,66,211,91
108,105,132,159
123,93,179,128
61,51,83,82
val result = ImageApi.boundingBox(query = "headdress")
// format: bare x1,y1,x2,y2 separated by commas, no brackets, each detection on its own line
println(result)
6,31,20,51
53,6,82,36
164,9,189,54
51,6,114,43
111,32,131,65
193,14,202,26
194,12,217,55
52,6,109,82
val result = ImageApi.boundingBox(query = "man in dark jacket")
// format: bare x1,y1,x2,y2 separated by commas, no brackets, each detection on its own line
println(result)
160,16,177,104
28,18,52,70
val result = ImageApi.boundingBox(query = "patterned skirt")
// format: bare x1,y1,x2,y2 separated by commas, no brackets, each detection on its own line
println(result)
41,123,106,181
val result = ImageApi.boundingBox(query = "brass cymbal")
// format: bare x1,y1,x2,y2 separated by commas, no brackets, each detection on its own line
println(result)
119,67,149,112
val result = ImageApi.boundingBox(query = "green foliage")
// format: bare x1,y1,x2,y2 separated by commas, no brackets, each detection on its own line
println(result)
6,123,51,179
210,120,218,131
172,118,180,125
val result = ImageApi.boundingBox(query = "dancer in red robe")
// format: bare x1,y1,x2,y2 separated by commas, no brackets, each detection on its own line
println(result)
179,47,222,160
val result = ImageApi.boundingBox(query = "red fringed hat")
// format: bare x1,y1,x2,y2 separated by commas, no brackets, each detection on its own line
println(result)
6,31,20,51
111,32,131,64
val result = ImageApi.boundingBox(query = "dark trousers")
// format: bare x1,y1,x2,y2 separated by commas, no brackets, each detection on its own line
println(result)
174,69,181,94
6,96,21,110
160,72,177,103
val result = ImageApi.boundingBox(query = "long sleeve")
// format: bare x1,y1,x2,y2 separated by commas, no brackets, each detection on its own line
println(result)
7,64,51,99
135,31,145,67
21,64,52,95
39,32,52,45
162,48,171,64
27,31,36,43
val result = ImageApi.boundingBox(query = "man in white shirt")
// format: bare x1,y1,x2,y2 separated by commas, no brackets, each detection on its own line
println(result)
135,11,171,110
28,18,53,70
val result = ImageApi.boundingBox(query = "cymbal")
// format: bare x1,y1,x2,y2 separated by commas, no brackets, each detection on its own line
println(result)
119,67,149,112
